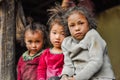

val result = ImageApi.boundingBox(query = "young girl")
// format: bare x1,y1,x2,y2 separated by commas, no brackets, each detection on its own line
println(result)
37,5,68,80
17,21,49,80
60,6,115,80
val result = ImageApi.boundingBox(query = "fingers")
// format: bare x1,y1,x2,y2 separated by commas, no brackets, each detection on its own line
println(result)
60,75,69,80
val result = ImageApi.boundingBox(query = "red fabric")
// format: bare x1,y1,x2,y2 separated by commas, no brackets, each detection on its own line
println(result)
17,55,40,80
37,48,64,80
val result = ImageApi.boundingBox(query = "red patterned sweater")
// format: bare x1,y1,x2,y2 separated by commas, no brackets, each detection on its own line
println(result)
17,51,42,80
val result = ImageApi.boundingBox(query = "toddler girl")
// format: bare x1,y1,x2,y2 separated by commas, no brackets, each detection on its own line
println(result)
17,22,49,80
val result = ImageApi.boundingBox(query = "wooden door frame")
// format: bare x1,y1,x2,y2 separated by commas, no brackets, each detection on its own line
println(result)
0,0,16,80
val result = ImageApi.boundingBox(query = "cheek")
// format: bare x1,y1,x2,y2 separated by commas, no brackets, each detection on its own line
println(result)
26,45,30,50
69,28,74,35
38,44,43,48
49,34,54,41
83,26,89,32
40,40,44,46
61,37,65,42
37,42,43,49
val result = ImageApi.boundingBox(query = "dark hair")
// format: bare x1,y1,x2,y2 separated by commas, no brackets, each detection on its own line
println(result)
21,22,49,49
47,3,70,36
63,6,97,29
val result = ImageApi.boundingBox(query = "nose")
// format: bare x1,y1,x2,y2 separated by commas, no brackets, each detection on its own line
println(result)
75,25,80,31
55,34,60,39
32,43,36,48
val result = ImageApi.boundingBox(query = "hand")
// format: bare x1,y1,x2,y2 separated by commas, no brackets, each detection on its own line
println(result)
68,76,75,80
60,75,69,80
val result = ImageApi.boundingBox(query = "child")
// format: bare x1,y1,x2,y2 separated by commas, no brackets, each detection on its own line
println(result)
17,21,49,80
37,4,68,80
60,6,115,80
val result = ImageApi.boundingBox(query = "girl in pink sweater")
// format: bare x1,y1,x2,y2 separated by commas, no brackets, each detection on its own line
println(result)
37,5,69,80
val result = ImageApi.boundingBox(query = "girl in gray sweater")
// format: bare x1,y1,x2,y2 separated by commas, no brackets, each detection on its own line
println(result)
60,6,115,80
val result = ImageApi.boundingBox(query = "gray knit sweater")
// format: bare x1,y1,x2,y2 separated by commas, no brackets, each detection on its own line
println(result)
61,29,115,80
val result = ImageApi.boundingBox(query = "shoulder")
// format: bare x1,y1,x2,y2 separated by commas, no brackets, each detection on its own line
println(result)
62,36,73,44
17,56,24,65
63,36,72,42
42,48,50,53
86,29,100,38
62,36,73,47
84,29,107,47
84,29,105,41
41,48,50,56
22,50,28,57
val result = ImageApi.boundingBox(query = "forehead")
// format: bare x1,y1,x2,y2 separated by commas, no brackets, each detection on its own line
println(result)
25,29,41,33
50,19,63,29
70,10,85,16
51,23,64,30
25,29,43,36
72,10,84,14
68,12,86,21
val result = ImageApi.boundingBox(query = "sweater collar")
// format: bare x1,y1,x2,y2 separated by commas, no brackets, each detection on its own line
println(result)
72,37,80,43
22,50,43,61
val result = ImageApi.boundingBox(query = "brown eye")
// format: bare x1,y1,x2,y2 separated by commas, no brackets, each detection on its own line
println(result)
27,40,32,44
36,40,40,43
28,40,32,43
78,21,84,25
69,24,75,28
61,32,65,36
52,31,57,34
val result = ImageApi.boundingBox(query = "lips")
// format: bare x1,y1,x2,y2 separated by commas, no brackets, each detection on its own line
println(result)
54,41,60,44
75,32,83,36
31,49,37,52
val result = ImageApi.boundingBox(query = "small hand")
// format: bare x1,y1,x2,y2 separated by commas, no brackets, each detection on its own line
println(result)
60,75,69,80
68,76,75,80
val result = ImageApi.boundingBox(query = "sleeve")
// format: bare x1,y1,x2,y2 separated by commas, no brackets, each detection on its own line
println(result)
17,57,22,80
61,39,75,77
74,32,106,80
37,51,47,80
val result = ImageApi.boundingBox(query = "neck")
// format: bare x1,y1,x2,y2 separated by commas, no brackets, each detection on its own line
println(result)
51,47,62,53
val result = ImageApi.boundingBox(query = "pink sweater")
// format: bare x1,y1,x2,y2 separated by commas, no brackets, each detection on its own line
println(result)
37,48,64,80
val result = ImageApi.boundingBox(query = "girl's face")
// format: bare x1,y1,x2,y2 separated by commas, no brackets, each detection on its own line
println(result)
67,12,89,40
24,30,43,56
50,24,65,49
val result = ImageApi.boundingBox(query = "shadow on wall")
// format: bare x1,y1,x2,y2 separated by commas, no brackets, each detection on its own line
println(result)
96,5,120,80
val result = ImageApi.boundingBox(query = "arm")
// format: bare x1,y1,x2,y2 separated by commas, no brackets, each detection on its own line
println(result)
61,39,74,77
74,30,106,80
17,57,22,80
37,52,47,80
